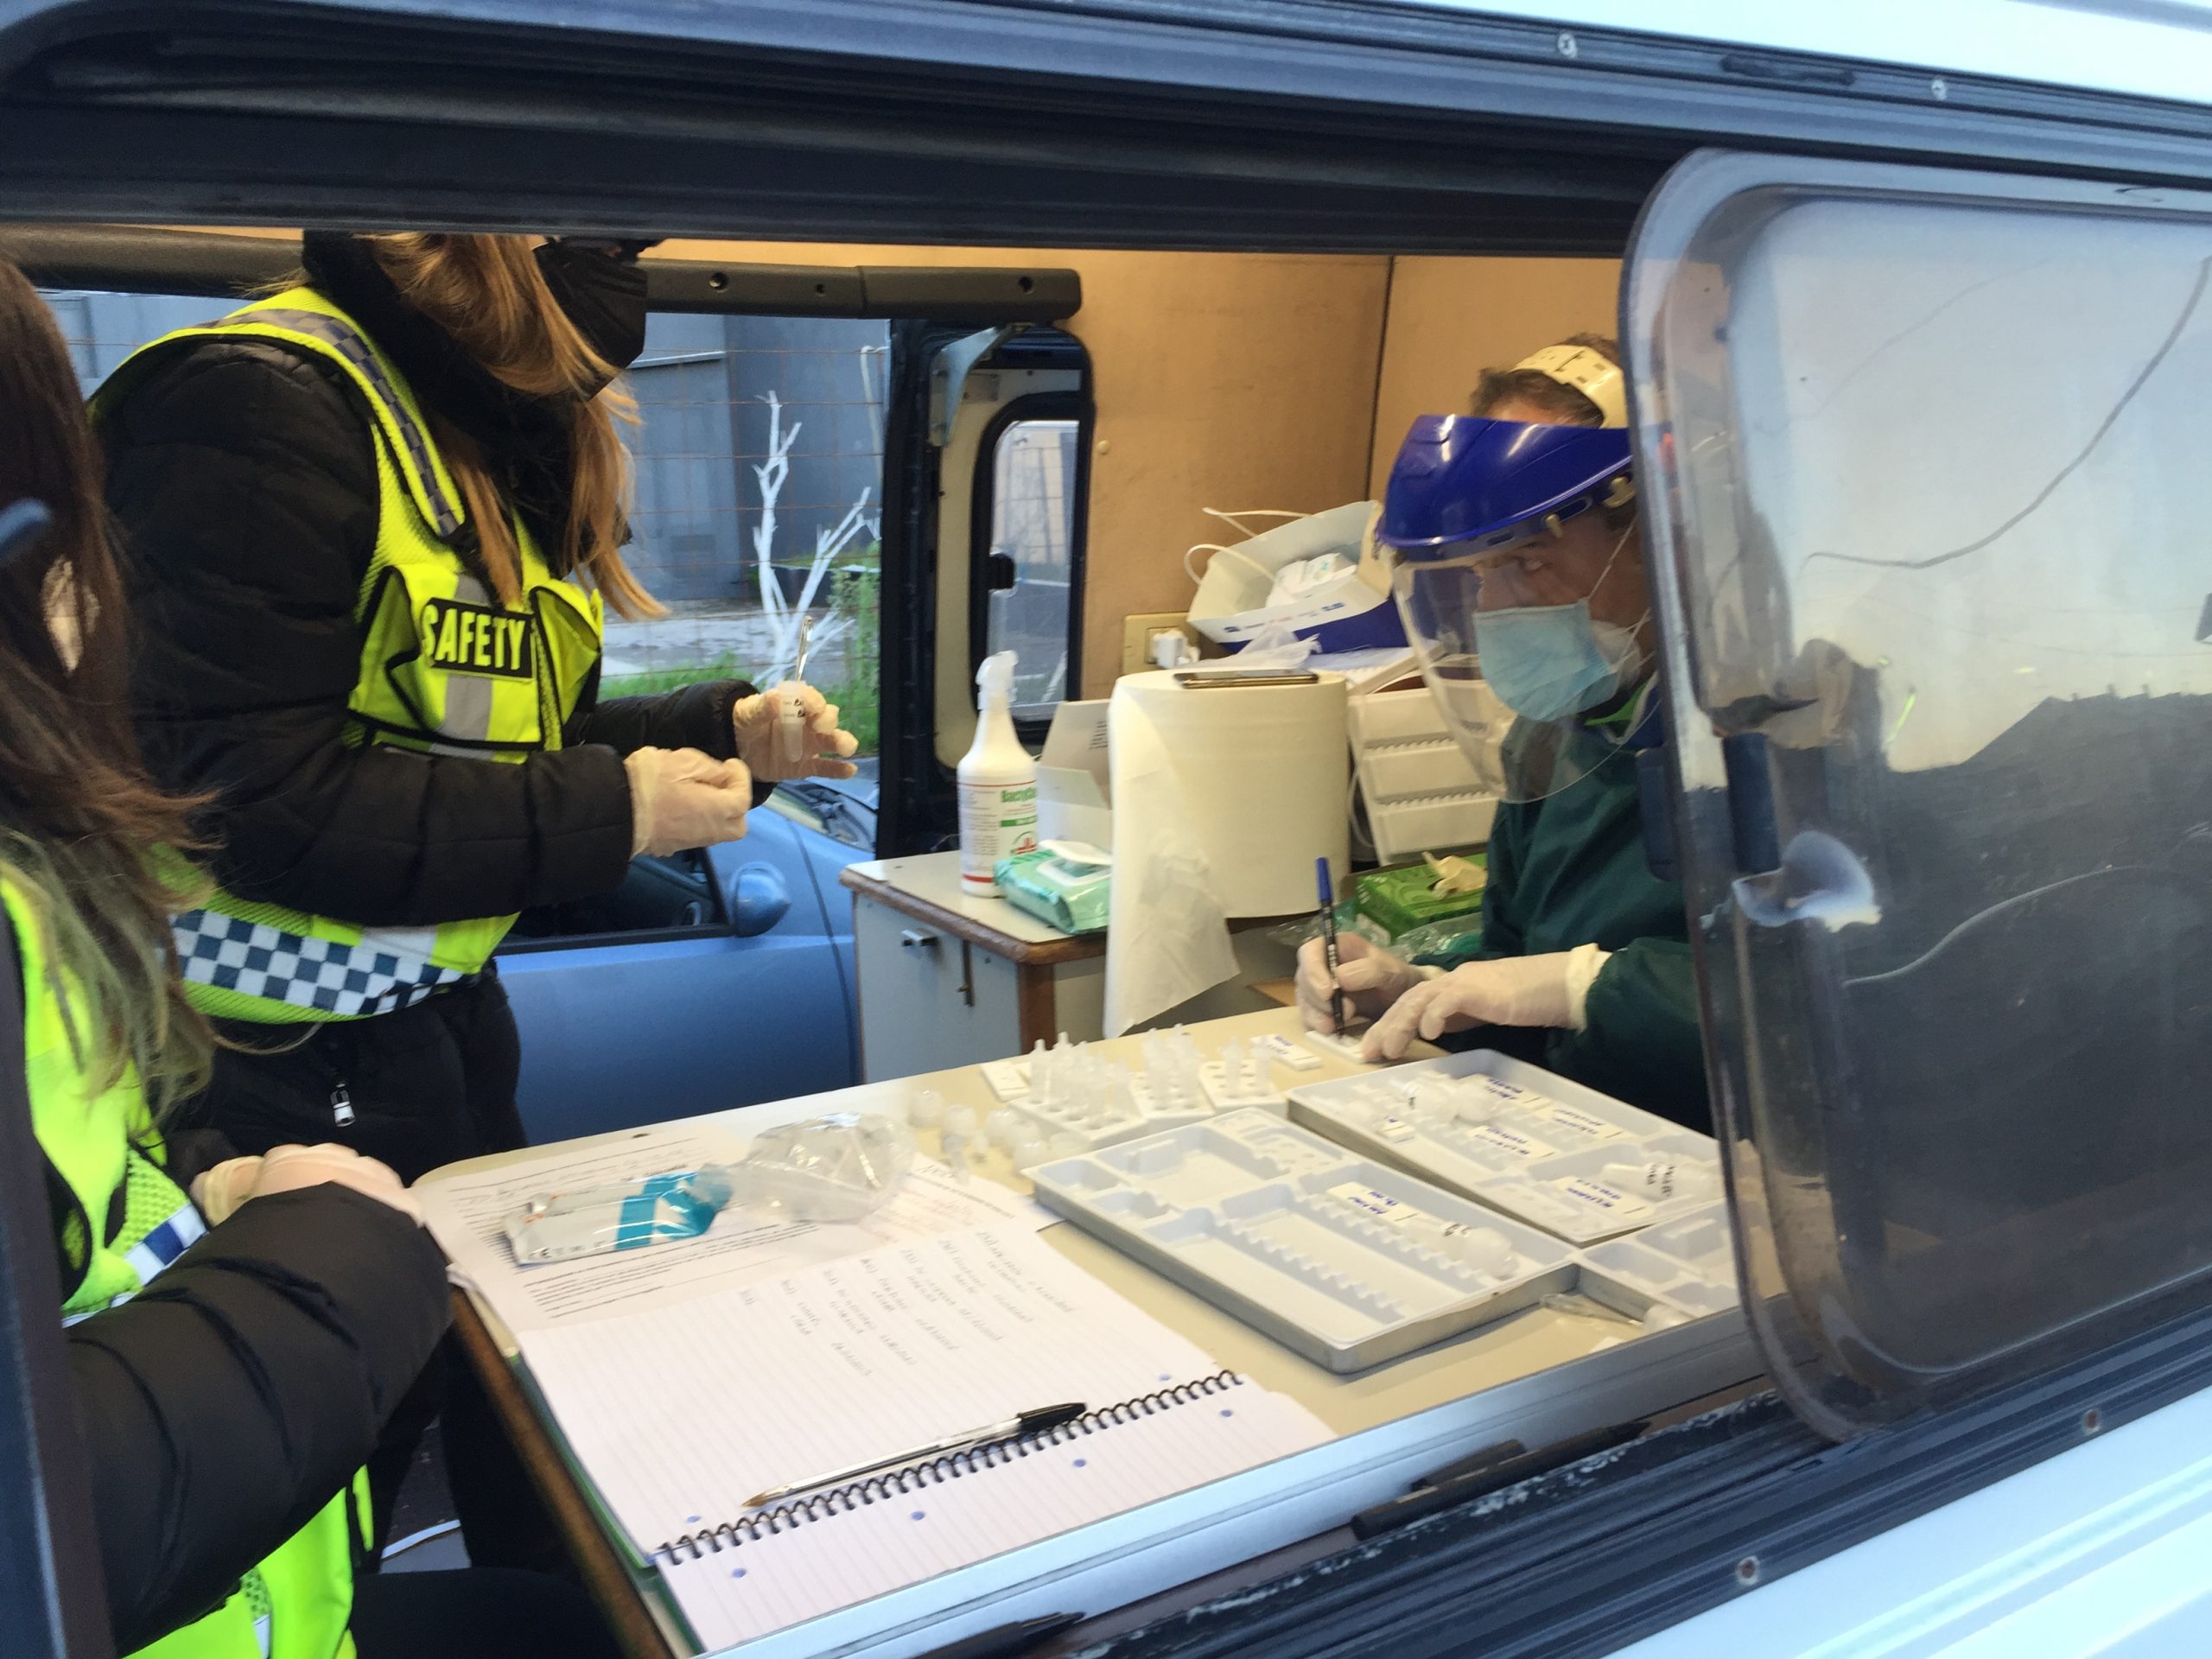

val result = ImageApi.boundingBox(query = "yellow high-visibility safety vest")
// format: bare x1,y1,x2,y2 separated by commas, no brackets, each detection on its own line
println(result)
92,289,606,1024
7,875,367,1658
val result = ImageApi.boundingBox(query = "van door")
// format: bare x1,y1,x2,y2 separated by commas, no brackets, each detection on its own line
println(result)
880,322,1092,854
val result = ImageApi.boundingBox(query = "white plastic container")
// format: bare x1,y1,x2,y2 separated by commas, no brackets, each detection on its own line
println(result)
957,650,1039,898
1578,1201,1739,1322
1287,1051,1722,1244
1028,1109,1578,1372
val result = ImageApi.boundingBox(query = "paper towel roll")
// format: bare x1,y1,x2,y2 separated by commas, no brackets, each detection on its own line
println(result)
1112,671,1351,918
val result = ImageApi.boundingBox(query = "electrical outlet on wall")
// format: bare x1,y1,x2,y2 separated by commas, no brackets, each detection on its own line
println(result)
1121,613,1203,675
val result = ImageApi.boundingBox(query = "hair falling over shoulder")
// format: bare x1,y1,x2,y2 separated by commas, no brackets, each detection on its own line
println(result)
0,259,213,1112
360,232,663,620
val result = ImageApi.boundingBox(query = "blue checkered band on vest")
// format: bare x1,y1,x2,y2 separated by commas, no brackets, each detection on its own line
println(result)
174,910,465,1018
64,1198,207,1327
219,308,463,539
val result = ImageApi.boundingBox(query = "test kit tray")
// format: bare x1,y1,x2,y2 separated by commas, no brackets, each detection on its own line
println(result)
1287,1052,1722,1244
1579,1202,1738,1321
1027,1109,1577,1372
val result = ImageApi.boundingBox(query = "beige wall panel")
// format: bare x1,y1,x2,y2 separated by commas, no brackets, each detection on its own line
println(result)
663,241,1390,697
1368,257,1622,497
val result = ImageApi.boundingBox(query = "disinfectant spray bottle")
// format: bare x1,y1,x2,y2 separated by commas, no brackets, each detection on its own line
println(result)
957,651,1039,898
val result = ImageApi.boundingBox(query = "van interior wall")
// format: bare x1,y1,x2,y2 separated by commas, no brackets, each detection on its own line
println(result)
1367,256,1624,498
659,240,1393,700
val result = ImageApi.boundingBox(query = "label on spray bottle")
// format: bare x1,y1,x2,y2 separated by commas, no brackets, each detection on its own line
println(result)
958,781,1039,895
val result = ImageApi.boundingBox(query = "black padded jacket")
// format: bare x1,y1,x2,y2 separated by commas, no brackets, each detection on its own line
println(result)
102,324,761,928
66,1184,449,1649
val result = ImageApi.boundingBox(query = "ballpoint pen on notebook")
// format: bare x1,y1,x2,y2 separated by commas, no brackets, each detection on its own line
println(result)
745,1402,1090,1509
1316,856,1347,1035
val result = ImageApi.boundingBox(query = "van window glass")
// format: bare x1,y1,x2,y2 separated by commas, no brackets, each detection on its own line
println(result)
1627,153,2212,1435
982,416,1080,719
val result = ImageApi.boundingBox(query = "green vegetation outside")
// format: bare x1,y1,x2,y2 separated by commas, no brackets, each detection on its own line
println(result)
600,571,883,757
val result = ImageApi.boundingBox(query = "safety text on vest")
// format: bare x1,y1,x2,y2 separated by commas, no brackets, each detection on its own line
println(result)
422,598,534,680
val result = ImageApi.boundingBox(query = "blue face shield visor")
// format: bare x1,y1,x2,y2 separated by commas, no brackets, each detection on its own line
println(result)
1378,416,1643,800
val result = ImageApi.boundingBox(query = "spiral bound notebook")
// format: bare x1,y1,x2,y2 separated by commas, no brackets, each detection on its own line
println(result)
515,1228,1325,1567
658,1372,1330,1650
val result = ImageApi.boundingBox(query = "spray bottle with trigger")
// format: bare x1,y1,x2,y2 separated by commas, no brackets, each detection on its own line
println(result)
957,650,1039,898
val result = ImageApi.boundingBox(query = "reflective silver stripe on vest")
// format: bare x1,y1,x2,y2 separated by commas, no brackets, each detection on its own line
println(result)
435,573,498,749
173,908,464,1017
220,308,462,539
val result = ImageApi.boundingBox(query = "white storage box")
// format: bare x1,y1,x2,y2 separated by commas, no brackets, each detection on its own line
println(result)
1186,503,1405,655
1347,684,1504,861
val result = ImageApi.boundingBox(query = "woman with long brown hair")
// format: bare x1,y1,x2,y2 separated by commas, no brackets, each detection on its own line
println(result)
93,231,857,1552
0,254,619,1657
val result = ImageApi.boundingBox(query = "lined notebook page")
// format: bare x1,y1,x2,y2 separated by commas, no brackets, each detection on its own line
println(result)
659,1379,1331,1650
517,1228,1226,1557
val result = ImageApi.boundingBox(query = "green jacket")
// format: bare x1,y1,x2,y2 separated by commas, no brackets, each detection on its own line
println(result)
1422,739,1710,1132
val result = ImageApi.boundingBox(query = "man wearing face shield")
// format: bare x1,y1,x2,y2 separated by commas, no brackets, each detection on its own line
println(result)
1295,338,1707,1132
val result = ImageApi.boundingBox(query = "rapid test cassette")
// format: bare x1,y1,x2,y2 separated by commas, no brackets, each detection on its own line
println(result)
1028,1109,1578,1372
1287,1052,1722,1244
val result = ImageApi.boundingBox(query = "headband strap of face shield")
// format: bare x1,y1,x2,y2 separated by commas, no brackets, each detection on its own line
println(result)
1512,344,1629,429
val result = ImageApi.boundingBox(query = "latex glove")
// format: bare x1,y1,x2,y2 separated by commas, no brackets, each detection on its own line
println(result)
731,683,860,782
1362,945,1610,1061
626,746,753,856
189,1155,264,1225
1295,932,1427,1034
213,1143,423,1225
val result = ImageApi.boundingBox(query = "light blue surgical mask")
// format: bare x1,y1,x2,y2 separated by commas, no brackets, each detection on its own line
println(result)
1473,601,1645,721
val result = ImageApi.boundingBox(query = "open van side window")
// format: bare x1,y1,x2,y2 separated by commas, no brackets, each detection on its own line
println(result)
882,321,1090,855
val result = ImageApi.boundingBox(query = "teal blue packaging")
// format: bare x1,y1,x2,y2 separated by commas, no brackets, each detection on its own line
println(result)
995,845,1112,934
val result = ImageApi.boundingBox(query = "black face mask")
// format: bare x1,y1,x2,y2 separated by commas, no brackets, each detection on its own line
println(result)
534,241,648,386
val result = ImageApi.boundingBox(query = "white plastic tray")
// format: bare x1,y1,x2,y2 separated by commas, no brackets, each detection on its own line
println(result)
1578,1201,1738,1320
1027,1109,1579,1373
983,1034,1327,1147
1287,1051,1721,1244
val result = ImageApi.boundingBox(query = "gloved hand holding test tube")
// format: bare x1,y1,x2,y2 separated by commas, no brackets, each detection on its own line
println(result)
778,615,815,766
728,614,862,782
